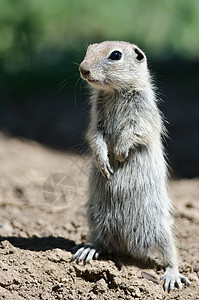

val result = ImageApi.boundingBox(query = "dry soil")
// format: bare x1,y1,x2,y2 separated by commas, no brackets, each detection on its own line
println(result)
0,133,198,299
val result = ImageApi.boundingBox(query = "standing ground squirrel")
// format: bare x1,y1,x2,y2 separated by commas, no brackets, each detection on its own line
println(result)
72,41,190,291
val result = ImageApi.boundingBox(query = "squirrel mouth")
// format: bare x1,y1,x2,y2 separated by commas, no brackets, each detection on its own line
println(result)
87,78,108,87
86,78,101,86
80,73,99,84
87,78,99,83
79,69,106,86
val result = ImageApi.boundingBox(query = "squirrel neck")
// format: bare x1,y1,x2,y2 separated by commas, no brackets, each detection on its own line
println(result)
92,83,156,105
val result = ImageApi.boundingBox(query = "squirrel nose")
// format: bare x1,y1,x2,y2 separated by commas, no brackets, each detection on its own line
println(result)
79,64,90,79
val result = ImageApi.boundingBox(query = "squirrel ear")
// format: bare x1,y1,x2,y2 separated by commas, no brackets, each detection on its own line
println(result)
134,47,145,62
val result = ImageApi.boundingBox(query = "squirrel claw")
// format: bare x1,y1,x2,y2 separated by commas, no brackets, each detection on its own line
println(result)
71,244,100,264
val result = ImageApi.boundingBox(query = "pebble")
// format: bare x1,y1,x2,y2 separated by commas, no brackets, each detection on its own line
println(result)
193,263,199,272
52,283,63,292
92,278,107,294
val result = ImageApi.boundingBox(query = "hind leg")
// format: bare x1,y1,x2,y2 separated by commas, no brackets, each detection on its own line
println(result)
161,266,190,291
157,228,190,291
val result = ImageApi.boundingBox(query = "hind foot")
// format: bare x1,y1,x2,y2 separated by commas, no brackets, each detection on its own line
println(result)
71,244,100,264
160,267,190,291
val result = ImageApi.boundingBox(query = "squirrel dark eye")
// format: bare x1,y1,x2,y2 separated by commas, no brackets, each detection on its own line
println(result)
108,50,122,61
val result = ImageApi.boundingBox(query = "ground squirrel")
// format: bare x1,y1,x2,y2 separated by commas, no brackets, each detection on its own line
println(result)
72,41,190,291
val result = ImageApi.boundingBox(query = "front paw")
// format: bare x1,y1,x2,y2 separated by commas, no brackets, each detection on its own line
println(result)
95,157,114,179
114,148,129,162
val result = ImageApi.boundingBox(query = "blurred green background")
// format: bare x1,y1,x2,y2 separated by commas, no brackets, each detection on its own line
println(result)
0,0,199,176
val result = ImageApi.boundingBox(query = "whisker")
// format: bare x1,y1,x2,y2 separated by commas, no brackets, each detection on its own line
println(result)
58,77,70,88
55,73,78,95
71,61,80,66
81,33,89,50
73,76,82,110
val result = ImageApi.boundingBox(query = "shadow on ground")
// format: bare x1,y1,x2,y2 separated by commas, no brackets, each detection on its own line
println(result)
0,236,76,252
